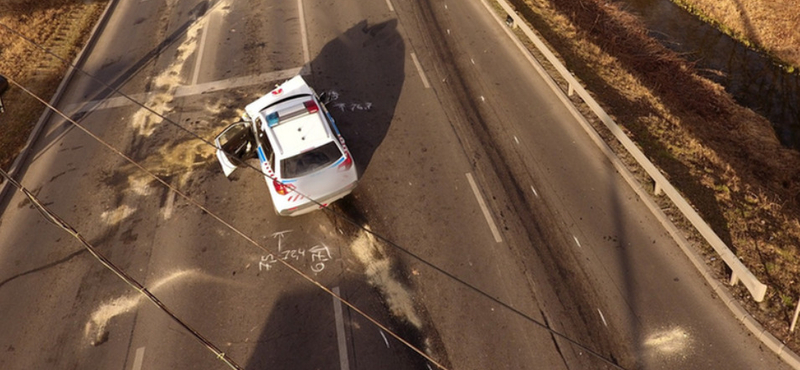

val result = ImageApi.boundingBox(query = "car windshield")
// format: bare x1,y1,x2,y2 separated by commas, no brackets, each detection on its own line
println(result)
280,141,342,178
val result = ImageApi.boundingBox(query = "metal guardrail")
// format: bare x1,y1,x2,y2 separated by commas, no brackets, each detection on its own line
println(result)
493,0,767,302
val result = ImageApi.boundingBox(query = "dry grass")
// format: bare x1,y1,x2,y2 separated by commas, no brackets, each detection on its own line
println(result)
507,0,800,351
673,0,800,71
0,0,107,170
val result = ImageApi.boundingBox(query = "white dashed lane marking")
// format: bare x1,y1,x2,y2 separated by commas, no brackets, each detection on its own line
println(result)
466,173,503,243
132,347,145,370
298,0,310,64
598,308,608,327
410,52,431,89
192,18,210,85
332,286,350,370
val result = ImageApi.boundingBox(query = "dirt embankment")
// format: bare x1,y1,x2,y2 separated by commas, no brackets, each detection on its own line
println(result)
0,0,107,171
508,0,800,351
673,0,800,72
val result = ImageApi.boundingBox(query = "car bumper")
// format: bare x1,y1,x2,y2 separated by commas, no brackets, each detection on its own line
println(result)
276,181,357,216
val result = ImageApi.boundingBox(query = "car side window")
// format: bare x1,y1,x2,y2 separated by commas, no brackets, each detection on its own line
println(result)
254,118,275,167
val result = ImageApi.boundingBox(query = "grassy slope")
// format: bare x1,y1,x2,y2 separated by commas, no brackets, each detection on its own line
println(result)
673,0,800,71
507,0,800,350
0,0,106,170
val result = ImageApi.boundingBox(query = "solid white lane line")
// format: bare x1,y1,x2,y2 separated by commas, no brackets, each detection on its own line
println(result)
192,18,210,85
132,346,146,370
466,173,503,243
66,67,304,113
385,0,395,12
298,0,310,65
410,53,430,89
332,286,350,370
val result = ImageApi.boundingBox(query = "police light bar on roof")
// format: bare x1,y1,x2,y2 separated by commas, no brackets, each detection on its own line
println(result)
265,100,319,128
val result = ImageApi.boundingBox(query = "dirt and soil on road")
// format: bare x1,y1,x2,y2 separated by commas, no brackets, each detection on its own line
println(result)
506,0,800,353
0,0,107,170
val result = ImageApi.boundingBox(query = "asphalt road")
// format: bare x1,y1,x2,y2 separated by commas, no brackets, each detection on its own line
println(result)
0,0,791,369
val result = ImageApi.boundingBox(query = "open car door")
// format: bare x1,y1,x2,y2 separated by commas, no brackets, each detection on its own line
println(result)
214,121,255,177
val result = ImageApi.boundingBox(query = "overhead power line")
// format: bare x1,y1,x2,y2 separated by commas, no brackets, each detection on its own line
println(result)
0,167,243,370
3,75,452,370
0,19,627,369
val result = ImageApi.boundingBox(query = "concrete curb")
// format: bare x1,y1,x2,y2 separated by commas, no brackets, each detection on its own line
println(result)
0,0,119,205
480,0,800,367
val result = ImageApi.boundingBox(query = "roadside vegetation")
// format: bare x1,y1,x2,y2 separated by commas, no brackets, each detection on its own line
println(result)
504,0,800,351
673,0,800,73
0,0,106,171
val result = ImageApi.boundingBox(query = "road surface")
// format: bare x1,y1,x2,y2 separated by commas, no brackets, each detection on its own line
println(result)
0,0,788,369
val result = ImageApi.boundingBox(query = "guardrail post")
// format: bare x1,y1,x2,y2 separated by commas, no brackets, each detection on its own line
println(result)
567,82,574,97
730,272,740,286
791,297,800,332
654,181,663,196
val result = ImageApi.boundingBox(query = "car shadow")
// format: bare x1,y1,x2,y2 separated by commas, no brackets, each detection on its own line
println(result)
307,19,405,177
243,277,430,370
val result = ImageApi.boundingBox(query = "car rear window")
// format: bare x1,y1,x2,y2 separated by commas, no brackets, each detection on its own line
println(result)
280,141,342,178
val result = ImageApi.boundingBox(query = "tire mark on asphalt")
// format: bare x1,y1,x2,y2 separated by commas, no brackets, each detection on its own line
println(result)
0,248,87,290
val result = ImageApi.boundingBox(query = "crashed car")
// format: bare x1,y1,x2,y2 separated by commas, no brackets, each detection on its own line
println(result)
214,75,357,216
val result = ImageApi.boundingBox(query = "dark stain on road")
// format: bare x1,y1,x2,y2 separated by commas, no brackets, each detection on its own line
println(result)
0,248,87,290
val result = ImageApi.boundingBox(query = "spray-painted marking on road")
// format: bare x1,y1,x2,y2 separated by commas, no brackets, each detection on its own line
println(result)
466,172,503,243
259,230,334,273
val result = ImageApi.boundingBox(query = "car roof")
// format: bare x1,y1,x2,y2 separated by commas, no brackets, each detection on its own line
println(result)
271,108,332,157
247,76,335,158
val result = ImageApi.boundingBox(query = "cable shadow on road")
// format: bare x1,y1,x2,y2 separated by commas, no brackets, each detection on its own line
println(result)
307,19,405,177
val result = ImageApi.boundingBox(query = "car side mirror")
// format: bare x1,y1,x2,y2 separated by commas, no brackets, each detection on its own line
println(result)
318,90,338,106
319,91,331,105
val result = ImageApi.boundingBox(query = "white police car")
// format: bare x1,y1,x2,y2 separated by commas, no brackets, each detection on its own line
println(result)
214,75,357,216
